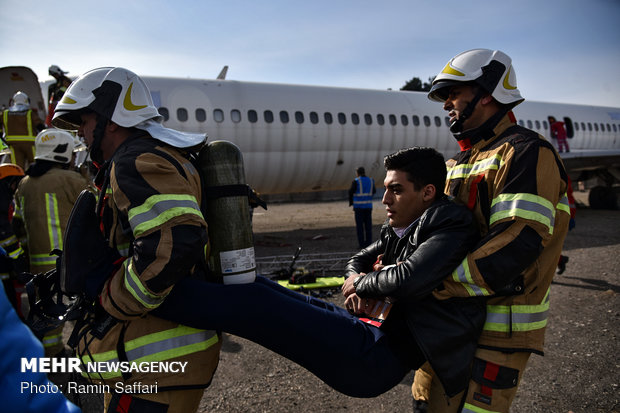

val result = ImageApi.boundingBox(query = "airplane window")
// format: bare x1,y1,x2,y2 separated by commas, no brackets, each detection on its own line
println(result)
195,108,206,122
574,122,579,131
444,117,450,127
535,120,541,129
231,109,241,123
377,114,385,125
280,111,289,123
543,121,548,130
338,112,346,125
434,116,441,127
587,122,592,131
214,109,224,123
264,110,274,123
364,113,372,125
295,111,304,124
177,108,188,122
594,123,599,132
351,113,360,125
389,114,397,126
527,120,533,129
518,120,524,126
401,115,408,126
423,116,431,127
603,123,608,132
324,112,333,124
412,115,420,126
158,107,169,121
310,111,319,124
613,124,617,132
248,110,258,123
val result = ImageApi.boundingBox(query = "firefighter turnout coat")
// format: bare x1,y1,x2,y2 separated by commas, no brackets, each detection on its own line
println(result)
435,112,570,354
78,134,221,390
15,166,91,273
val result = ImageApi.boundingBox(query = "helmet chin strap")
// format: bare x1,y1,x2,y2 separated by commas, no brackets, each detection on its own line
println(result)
449,90,484,135
89,115,109,165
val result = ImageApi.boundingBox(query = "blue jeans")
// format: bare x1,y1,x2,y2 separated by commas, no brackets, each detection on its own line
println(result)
153,276,419,397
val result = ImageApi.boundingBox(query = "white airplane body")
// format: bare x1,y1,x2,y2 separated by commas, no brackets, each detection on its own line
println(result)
2,66,619,205
141,76,620,197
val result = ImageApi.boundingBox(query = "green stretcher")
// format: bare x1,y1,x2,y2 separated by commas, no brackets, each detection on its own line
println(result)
277,276,345,290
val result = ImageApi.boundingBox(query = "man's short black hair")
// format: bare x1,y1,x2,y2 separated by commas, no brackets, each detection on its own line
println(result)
383,147,446,192
356,166,365,175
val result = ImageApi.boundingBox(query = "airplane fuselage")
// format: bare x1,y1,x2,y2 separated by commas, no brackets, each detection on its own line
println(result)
141,76,620,195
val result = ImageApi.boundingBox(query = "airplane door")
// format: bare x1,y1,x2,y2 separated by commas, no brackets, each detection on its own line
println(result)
0,66,47,116
564,117,574,138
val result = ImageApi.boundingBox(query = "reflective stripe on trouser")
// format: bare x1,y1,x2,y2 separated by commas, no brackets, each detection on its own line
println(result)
80,325,219,379
43,325,65,356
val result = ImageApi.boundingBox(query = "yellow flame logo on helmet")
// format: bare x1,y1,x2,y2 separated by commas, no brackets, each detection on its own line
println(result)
61,96,76,104
441,63,465,77
123,82,147,111
503,68,517,90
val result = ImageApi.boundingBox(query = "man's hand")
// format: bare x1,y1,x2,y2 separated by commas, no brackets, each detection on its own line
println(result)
373,254,385,271
342,273,364,297
344,293,381,315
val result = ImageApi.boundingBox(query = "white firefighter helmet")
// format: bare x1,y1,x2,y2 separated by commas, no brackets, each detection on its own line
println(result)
51,67,161,130
10,91,30,110
34,128,76,164
49,65,67,77
428,49,524,107
51,67,206,153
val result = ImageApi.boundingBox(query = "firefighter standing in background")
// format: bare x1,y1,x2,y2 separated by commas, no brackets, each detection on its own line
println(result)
13,129,92,356
52,67,221,413
348,166,376,248
1,92,45,170
411,49,570,413
46,65,72,127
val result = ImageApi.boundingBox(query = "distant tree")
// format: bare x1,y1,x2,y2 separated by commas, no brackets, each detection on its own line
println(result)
401,76,435,92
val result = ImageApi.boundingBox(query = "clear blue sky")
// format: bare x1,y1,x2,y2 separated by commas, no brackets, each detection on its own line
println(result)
1,0,619,107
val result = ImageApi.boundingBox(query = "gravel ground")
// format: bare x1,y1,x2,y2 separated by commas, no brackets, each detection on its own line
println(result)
59,192,619,412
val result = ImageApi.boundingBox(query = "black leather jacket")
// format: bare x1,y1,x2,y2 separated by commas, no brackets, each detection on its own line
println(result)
345,196,485,397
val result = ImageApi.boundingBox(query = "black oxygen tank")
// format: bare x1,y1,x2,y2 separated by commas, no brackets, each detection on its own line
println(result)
198,140,256,284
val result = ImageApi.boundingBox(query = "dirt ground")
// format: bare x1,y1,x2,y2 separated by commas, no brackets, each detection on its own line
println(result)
59,192,619,412
192,193,620,413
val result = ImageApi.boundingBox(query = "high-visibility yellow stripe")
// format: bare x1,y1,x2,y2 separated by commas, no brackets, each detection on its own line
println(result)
128,194,203,237
484,289,550,333
3,110,36,141
462,403,501,413
451,257,491,297
45,193,63,251
123,259,167,309
43,333,63,347
446,155,504,180
490,193,555,234
80,326,218,379
557,193,570,215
